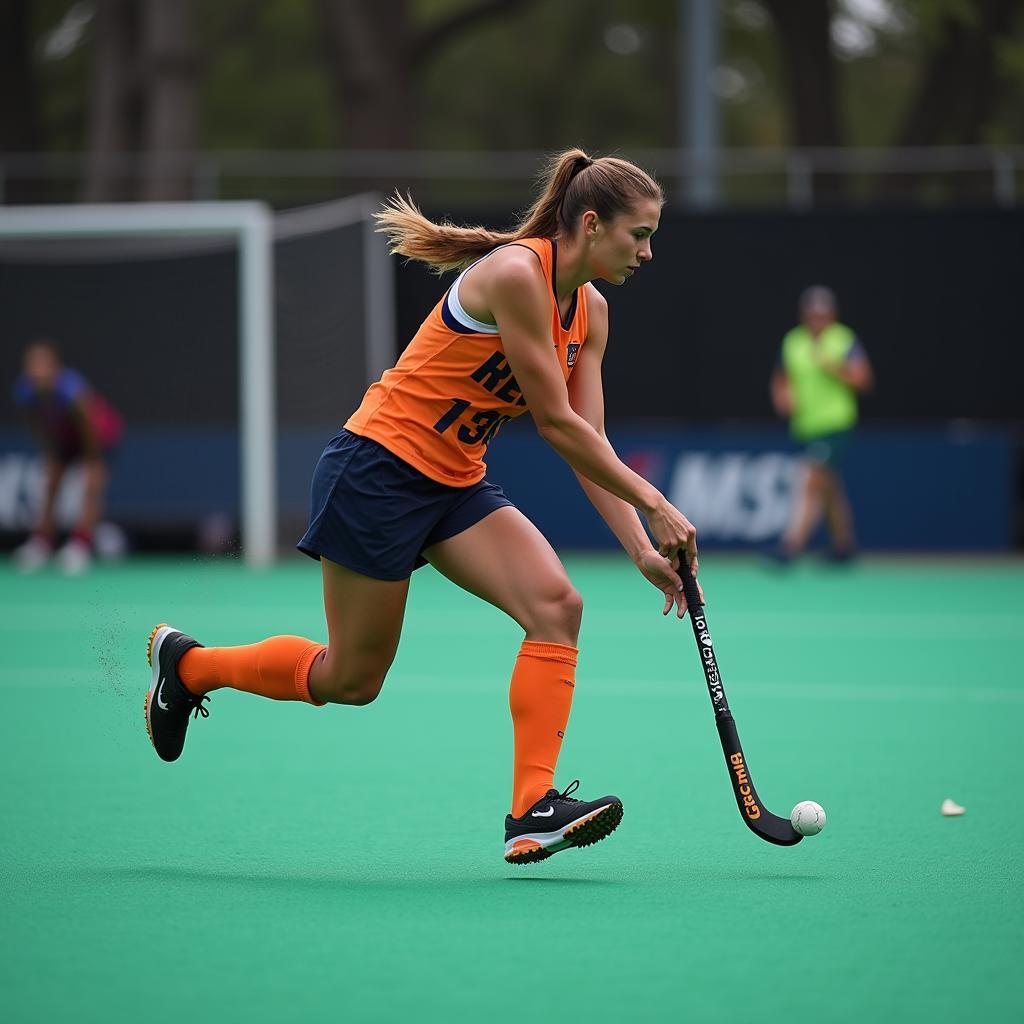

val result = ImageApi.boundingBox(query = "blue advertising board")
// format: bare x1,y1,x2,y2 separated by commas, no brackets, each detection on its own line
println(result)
0,424,1015,551
484,424,1015,552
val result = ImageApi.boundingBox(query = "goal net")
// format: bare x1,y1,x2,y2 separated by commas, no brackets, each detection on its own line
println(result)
0,196,394,566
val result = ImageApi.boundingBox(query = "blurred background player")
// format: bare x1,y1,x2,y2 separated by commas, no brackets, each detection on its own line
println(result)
11,339,123,574
770,286,873,562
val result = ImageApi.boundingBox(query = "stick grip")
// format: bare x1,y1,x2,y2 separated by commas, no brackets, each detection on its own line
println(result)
678,552,702,611
681,555,731,717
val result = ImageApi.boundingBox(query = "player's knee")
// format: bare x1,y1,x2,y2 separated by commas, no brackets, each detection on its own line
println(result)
562,586,584,635
341,681,383,706
318,662,389,706
527,583,583,644
806,466,827,493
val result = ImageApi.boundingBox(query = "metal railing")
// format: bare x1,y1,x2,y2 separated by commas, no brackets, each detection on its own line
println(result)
1,146,1020,207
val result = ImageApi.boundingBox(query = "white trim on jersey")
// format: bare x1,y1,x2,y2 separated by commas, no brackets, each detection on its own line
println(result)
447,269,501,334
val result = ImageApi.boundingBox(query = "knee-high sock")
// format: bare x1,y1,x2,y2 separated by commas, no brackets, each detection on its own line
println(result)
509,640,577,817
178,636,326,705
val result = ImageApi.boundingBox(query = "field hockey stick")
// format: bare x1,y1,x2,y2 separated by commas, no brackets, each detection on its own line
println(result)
678,555,803,846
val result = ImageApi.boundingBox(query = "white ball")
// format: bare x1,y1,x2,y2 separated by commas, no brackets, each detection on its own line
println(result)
790,800,827,837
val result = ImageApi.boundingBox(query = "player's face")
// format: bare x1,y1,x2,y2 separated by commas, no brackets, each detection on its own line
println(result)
589,197,662,285
802,305,835,336
24,344,59,392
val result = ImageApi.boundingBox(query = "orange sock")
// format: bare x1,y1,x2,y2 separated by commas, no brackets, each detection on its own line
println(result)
509,640,577,817
178,636,326,705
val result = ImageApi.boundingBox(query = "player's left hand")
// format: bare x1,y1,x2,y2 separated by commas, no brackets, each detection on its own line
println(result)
636,549,703,618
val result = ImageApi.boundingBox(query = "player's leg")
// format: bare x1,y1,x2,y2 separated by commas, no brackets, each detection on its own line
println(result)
56,455,109,574
144,428,424,763
76,456,108,538
308,558,409,705
176,558,408,705
14,455,64,572
424,505,621,863
144,562,409,762
37,454,63,540
426,504,582,646
822,468,856,556
782,459,827,556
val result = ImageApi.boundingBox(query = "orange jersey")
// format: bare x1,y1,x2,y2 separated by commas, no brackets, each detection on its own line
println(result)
346,237,589,486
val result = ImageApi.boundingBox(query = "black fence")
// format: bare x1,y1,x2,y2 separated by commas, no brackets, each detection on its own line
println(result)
397,207,1024,425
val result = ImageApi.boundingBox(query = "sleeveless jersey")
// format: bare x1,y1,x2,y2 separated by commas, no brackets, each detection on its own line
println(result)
780,322,859,440
13,368,123,454
346,237,589,486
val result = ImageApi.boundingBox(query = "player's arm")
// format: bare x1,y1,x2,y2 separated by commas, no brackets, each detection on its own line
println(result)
816,339,874,392
13,381,55,458
770,365,792,417
565,292,649,561
566,286,692,615
481,252,696,566
70,395,102,461
838,341,873,392
23,413,55,458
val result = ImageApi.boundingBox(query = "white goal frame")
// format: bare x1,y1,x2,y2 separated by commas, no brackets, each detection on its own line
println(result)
0,196,394,568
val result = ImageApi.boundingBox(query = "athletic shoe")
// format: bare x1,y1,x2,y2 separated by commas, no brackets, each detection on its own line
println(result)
144,624,209,762
13,535,52,573
56,538,92,575
504,780,623,864
764,542,796,567
824,544,858,565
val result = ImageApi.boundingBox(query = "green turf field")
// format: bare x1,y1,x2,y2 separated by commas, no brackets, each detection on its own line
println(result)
1,554,1022,1023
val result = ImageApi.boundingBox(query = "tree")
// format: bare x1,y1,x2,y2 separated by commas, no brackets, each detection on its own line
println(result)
760,0,844,198
758,0,1024,201
882,0,1021,198
140,0,199,199
0,0,43,202
12,0,1024,206
84,0,200,200
313,0,538,150
83,0,141,200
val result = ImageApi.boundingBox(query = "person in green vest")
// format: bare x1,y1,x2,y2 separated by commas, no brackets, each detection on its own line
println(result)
770,286,874,561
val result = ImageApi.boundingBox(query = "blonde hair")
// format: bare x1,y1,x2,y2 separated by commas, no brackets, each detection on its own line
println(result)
375,148,664,274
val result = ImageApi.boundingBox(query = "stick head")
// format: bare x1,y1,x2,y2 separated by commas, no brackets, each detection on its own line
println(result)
719,723,803,846
745,807,804,846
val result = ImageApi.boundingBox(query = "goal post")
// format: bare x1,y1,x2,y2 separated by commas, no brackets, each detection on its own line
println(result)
0,196,393,568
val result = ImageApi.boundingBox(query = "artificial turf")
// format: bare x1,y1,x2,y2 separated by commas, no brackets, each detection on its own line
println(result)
1,555,1021,1022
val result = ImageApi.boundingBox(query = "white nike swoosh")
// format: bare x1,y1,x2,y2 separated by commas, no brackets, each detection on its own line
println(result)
156,678,169,711
531,806,555,818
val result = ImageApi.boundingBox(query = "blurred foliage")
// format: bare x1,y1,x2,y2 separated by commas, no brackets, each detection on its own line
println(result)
22,0,1024,152
30,0,93,151
199,3,334,149
11,0,1023,207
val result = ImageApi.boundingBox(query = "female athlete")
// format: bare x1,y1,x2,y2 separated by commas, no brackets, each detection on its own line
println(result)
144,149,700,865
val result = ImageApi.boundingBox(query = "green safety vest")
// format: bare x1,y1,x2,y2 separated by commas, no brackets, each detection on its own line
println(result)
780,322,859,440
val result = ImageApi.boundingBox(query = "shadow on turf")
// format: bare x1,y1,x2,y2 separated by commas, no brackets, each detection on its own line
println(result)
504,875,619,884
84,865,622,889
85,866,818,889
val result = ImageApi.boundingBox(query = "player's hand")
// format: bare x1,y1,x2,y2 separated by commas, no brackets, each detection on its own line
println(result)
772,394,792,418
635,549,704,618
636,550,685,617
645,497,698,570
812,350,841,374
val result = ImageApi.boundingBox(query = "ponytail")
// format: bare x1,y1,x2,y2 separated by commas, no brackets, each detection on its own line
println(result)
374,148,662,274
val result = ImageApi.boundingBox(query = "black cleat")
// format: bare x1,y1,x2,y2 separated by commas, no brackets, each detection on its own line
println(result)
144,624,209,762
504,780,623,864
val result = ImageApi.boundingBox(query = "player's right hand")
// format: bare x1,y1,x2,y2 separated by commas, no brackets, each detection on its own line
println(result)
646,497,698,575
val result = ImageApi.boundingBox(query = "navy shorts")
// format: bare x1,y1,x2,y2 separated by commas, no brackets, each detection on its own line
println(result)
297,429,514,581
803,429,852,469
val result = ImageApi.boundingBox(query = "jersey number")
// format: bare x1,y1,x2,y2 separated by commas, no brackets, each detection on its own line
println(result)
433,399,510,446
